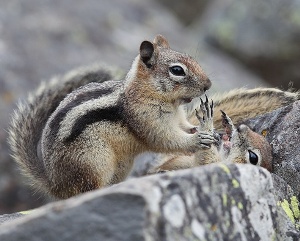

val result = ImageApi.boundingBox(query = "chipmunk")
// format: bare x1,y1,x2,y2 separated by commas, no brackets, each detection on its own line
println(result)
8,35,214,199
149,87,299,173
149,96,274,173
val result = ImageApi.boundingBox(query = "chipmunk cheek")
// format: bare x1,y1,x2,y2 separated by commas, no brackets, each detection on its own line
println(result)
232,157,245,164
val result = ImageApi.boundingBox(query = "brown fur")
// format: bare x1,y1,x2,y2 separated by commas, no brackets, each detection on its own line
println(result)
188,87,299,130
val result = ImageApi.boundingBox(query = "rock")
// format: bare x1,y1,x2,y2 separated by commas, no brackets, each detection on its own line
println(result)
155,0,210,25
242,100,300,198
0,213,24,225
272,174,300,233
0,163,298,240
194,0,300,89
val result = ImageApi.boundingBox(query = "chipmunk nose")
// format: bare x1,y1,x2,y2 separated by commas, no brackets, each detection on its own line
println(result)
237,124,249,133
203,78,211,91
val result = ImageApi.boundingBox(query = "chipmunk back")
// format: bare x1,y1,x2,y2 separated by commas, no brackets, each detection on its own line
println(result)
9,35,212,199
186,87,299,130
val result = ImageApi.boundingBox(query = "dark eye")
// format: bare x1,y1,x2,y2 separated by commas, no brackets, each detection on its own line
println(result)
169,65,186,76
248,150,258,165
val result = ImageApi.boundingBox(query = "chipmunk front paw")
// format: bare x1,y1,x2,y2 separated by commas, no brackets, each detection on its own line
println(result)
194,95,219,149
195,95,214,132
196,131,215,149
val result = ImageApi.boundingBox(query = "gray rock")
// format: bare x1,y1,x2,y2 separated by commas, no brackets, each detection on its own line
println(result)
242,100,300,198
0,164,298,240
272,174,300,235
155,0,210,25
0,213,24,225
195,0,300,89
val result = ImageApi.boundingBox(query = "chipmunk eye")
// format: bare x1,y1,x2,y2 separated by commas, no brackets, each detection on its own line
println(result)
248,150,258,165
169,65,186,76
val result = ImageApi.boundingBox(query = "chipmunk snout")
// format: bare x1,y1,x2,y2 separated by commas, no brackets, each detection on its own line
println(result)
203,78,211,92
237,124,249,133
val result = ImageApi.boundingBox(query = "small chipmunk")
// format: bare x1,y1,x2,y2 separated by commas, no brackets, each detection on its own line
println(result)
149,96,274,173
9,35,213,199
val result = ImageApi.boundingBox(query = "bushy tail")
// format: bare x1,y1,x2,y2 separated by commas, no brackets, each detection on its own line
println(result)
186,87,300,130
8,64,123,194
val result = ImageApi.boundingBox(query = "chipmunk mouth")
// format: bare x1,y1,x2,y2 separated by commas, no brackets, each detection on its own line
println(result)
220,132,232,156
181,89,207,104
182,98,193,103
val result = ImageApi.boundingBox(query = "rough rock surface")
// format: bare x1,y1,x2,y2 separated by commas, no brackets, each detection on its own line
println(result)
272,174,300,233
242,100,300,198
0,164,299,241
0,213,24,225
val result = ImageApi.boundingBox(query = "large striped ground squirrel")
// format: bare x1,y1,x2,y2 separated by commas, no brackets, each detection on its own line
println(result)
9,35,213,199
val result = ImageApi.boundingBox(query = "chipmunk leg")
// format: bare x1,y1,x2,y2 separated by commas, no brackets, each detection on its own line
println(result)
193,96,221,165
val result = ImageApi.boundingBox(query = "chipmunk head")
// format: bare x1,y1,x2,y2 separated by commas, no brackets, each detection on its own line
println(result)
127,35,211,104
227,124,273,172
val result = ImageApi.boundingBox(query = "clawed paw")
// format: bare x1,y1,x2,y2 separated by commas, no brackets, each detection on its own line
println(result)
195,95,214,132
220,110,235,140
197,130,215,149
194,95,222,149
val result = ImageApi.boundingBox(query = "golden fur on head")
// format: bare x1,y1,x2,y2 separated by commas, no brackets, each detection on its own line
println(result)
153,35,170,48
227,124,273,172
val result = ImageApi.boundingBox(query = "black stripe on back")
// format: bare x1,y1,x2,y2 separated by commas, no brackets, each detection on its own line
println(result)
64,104,124,143
49,84,116,139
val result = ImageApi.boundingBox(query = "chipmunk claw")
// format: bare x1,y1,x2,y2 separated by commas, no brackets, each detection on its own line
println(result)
196,96,214,132
220,110,235,139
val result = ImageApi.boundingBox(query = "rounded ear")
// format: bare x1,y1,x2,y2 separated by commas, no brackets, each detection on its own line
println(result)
140,41,154,68
153,35,170,48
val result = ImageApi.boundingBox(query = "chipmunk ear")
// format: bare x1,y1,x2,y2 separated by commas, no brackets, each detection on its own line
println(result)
140,40,154,68
153,35,170,48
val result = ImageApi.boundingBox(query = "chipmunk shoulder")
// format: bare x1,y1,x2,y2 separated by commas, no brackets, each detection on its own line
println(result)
9,35,212,199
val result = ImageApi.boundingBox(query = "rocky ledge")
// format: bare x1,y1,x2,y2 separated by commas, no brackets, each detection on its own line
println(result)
243,100,300,198
0,163,299,241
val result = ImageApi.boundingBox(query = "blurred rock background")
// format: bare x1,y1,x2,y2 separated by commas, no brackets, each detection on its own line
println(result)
0,0,299,214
